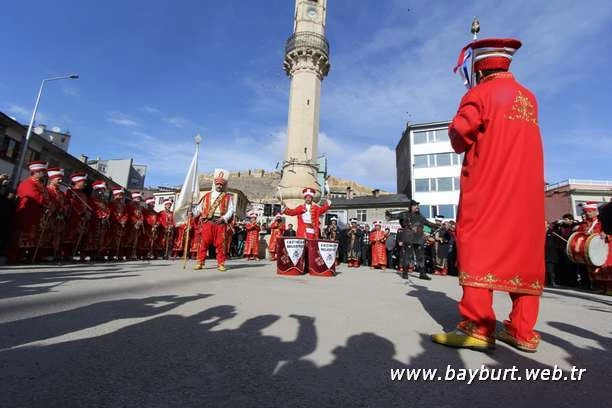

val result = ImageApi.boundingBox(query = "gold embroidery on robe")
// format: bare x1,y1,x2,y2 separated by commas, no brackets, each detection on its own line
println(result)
506,90,538,124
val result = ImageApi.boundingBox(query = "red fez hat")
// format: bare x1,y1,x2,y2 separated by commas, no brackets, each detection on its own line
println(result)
28,161,48,172
71,172,87,183
92,180,107,190
302,187,316,198
47,167,64,179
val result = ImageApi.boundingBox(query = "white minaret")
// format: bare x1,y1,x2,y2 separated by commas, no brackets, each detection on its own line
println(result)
278,0,330,208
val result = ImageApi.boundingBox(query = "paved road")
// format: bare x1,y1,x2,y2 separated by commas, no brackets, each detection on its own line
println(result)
1,259,610,407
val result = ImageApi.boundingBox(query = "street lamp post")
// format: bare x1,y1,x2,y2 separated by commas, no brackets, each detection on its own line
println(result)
11,74,79,188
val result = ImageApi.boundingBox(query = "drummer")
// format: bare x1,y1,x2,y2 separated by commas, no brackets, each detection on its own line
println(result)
576,202,612,294
281,188,331,240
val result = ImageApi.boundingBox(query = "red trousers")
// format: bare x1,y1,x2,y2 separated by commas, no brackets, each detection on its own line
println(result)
197,222,227,265
457,286,540,348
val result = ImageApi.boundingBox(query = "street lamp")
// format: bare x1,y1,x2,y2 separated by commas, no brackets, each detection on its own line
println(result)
11,74,79,188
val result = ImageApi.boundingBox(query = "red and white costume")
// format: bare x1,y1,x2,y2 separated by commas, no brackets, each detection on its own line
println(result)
62,172,91,258
578,202,612,293
243,212,260,259
282,188,330,240
369,221,387,268
449,38,545,350
194,168,234,267
157,199,175,257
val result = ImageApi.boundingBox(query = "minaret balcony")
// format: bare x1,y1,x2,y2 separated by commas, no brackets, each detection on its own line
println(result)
284,31,330,58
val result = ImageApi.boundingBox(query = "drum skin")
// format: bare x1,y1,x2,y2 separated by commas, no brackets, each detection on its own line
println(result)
566,232,608,267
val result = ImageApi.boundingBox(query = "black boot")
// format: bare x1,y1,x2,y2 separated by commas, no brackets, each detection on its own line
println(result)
402,271,408,279
419,272,431,280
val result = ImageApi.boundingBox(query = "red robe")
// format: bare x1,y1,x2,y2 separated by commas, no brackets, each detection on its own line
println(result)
157,209,175,255
84,196,111,253
109,200,128,257
283,200,330,239
268,221,285,256
244,222,260,257
126,201,144,256
369,230,387,268
63,188,91,251
450,72,545,295
14,177,49,250
141,207,158,254
43,184,66,254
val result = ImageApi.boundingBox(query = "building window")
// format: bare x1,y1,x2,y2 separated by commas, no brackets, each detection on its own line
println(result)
435,153,451,167
413,131,428,144
419,205,431,218
453,177,460,190
415,178,430,192
434,129,448,143
356,209,367,222
0,136,21,162
436,177,453,191
414,154,429,168
435,204,455,218
24,148,40,166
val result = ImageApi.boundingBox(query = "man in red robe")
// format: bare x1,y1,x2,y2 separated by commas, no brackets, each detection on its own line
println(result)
126,192,144,260
85,181,111,260
142,197,159,259
43,167,66,261
10,161,50,263
193,168,234,271
108,187,128,260
268,213,285,260
282,188,331,239
157,198,175,259
432,37,545,352
577,202,612,294
63,172,92,260
243,212,260,260
369,221,387,269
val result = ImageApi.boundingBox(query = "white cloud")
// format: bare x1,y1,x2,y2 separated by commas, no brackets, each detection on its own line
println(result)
164,116,192,128
61,87,79,97
142,106,161,114
106,111,138,128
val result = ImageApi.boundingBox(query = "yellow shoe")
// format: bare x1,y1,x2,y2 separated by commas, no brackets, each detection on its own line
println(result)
496,329,538,353
218,264,227,272
193,263,204,270
431,330,495,350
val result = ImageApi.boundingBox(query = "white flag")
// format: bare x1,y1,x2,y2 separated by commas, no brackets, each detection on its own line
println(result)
174,146,200,226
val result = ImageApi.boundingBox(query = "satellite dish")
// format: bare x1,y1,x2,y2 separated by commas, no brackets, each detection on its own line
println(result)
33,126,44,135
52,126,61,132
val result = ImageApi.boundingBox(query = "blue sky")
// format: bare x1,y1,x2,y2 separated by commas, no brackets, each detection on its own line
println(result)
2,0,611,192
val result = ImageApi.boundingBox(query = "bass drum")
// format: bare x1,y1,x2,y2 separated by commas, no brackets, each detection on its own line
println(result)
566,232,608,267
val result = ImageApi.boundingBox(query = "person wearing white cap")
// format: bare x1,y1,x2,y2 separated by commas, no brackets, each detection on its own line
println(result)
575,202,612,293
141,197,159,259
282,187,331,240
9,161,50,262
268,213,285,261
126,192,144,259
62,172,92,260
157,198,175,259
193,168,234,271
243,211,260,260
369,221,387,269
84,181,111,260
109,187,129,260
42,167,66,260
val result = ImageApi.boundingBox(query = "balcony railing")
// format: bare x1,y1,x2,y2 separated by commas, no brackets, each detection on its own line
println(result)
285,31,329,57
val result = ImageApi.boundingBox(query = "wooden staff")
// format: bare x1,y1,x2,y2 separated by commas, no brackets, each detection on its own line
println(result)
182,215,193,269
32,209,51,264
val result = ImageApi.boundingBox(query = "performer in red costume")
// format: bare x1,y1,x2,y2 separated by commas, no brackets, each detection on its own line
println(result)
63,172,91,260
369,221,387,269
10,161,50,263
157,198,175,259
432,37,545,352
268,213,285,260
126,192,144,260
42,167,66,261
85,181,111,260
108,187,128,260
577,202,612,294
282,188,331,239
142,197,159,259
193,168,234,271
244,212,260,260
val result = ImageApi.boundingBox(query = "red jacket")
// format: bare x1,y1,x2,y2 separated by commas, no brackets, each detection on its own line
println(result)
283,200,330,239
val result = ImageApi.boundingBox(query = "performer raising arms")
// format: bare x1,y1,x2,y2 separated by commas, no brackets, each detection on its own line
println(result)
282,188,331,240
193,168,234,271
432,37,545,352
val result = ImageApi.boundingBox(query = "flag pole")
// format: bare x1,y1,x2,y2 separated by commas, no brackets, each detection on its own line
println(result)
182,134,202,269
